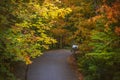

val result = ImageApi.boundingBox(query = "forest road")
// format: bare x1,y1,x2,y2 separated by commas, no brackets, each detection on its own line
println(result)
27,49,78,80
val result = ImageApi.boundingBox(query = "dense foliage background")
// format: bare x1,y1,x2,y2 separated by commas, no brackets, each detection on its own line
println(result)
0,0,71,79
0,0,120,80
56,0,120,80
62,0,120,80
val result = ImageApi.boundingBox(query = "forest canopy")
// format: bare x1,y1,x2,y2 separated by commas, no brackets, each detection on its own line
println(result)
0,0,120,80
0,0,71,79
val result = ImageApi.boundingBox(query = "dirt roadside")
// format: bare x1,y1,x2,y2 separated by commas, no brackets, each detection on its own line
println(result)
67,54,84,80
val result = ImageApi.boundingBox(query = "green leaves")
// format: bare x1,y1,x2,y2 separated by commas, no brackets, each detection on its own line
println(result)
0,0,71,79
68,0,120,80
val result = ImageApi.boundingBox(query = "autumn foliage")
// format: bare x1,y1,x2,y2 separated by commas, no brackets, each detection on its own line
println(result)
73,0,120,80
0,0,71,79
0,0,120,80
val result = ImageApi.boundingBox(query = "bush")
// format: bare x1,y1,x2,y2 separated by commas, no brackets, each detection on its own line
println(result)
77,52,120,80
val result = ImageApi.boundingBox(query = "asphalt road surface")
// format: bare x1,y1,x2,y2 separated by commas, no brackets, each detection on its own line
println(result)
27,49,78,80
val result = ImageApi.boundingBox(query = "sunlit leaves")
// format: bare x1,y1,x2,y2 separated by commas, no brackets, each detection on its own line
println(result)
9,1,71,64
1,0,71,63
0,0,71,79
40,3,72,19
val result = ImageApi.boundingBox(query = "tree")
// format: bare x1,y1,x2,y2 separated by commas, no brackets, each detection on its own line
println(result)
0,0,71,79
77,0,120,80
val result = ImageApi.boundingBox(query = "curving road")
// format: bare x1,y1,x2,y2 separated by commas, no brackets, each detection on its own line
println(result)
27,49,78,80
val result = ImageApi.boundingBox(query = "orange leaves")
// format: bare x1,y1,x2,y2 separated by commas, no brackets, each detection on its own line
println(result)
90,15,104,22
112,1,120,19
95,0,120,34
106,8,113,19
100,4,115,22
105,0,120,35
97,0,120,24
24,56,32,64
115,27,120,36
51,28,68,36
103,1,120,22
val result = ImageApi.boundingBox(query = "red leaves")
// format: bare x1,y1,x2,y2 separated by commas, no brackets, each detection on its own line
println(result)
99,0,120,34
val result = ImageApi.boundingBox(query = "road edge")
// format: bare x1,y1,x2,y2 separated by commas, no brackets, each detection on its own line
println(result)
67,54,84,80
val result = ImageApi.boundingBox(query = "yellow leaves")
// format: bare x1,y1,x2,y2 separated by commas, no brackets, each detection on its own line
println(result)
40,7,49,18
16,21,30,28
43,37,57,44
35,37,43,41
51,38,57,43
33,4,41,11
58,8,72,18
55,0,61,3
1,1,72,67
42,45,49,49
104,22,110,32
17,38,22,42
24,56,32,64
40,3,72,19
